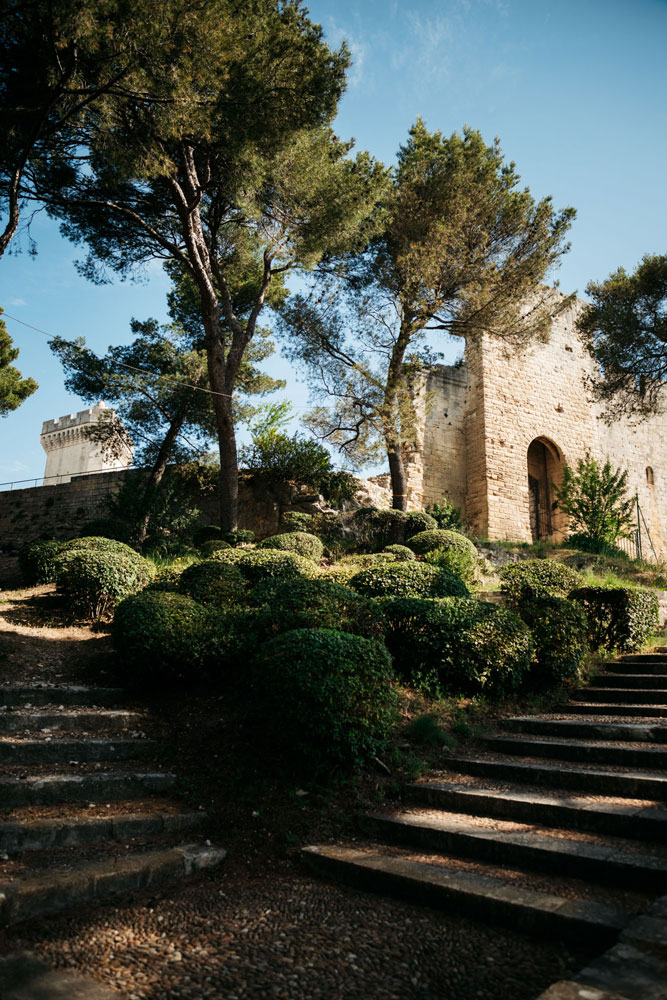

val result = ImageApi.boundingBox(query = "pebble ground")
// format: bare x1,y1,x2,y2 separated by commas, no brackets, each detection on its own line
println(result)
4,861,594,1000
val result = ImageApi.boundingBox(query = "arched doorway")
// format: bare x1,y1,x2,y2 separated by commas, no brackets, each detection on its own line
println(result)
527,438,565,541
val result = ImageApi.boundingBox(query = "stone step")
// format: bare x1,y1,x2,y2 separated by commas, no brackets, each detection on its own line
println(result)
0,809,204,852
359,810,667,890
0,770,176,807
0,737,153,765
502,716,667,743
408,781,667,840
595,674,667,689
619,653,667,662
484,735,667,769
572,688,667,705
301,844,629,944
0,686,126,708
613,660,667,675
0,842,226,926
443,755,667,799
557,703,667,719
0,709,145,734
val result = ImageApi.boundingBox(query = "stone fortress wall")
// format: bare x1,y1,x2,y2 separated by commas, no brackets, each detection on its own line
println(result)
407,292,667,557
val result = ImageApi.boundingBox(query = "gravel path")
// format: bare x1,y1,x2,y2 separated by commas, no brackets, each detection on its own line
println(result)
4,861,593,1000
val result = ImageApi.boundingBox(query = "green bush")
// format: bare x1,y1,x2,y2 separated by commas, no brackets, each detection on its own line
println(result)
383,597,533,695
252,579,385,642
200,539,232,558
404,511,438,539
57,549,155,619
282,511,314,532
79,518,132,544
254,628,398,768
350,562,469,600
518,597,589,686
18,540,64,584
177,560,247,607
223,529,255,547
211,547,318,585
407,528,477,559
193,525,223,547
258,531,324,562
570,586,659,651
500,559,581,610
113,591,223,685
64,536,140,558
383,544,416,561
352,508,408,549
426,498,463,531
423,545,478,584
566,532,628,559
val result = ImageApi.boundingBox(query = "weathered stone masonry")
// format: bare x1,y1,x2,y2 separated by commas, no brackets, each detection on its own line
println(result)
408,292,667,557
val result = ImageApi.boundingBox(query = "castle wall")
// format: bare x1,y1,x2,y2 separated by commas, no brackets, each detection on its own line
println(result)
41,403,132,484
406,364,468,510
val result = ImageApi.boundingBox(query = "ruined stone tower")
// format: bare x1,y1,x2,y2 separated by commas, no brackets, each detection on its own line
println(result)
408,292,667,558
40,402,133,484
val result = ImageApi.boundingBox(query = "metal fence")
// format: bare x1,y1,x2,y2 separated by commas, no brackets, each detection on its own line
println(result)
0,467,136,492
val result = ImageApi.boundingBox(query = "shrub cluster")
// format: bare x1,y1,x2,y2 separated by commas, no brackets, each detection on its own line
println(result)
253,628,398,768
383,544,416,561
421,533,479,583
253,579,385,642
407,528,476,558
177,560,247,607
383,597,533,696
57,548,155,619
570,586,659,651
350,561,469,600
199,539,232,557
192,525,223,547
351,508,437,550
211,547,318,585
18,540,64,585
518,597,589,685
499,559,581,609
258,531,324,562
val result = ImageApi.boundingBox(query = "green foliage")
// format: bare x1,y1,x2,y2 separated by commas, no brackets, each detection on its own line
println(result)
200,539,232,557
423,546,478,585
518,597,589,686
0,309,37,415
383,544,416,561
350,562,469,600
64,536,140,558
241,429,356,506
254,628,398,768
106,468,201,547
566,532,629,559
18,540,64,585
578,254,667,418
553,453,635,548
79,518,132,544
404,511,438,539
257,531,324,562
177,560,247,607
252,578,385,642
570,586,659,651
407,529,477,559
382,597,533,696
282,511,314,532
223,529,255,547
211,547,318,586
113,591,217,685
500,559,581,610
426,498,463,531
193,525,223,547
404,714,452,747
352,508,409,549
57,549,155,619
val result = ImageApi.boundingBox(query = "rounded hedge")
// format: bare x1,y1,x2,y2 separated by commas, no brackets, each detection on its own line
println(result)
57,549,155,619
500,559,581,610
177,560,247,607
383,596,533,696
407,529,477,558
350,562,469,600
252,579,385,642
518,597,589,686
254,628,398,768
192,525,223,547
423,545,478,584
258,531,324,562
383,544,416,561
199,539,232,558
18,540,64,585
210,547,318,585
64,536,140,558
404,510,438,539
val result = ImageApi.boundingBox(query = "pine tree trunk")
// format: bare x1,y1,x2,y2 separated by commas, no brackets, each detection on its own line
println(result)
200,300,239,532
387,445,408,511
136,402,189,547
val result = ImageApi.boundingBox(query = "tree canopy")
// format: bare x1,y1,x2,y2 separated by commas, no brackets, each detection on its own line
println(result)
578,253,667,419
281,120,575,508
0,309,37,416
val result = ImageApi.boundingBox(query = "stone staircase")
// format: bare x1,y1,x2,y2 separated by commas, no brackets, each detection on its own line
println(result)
303,649,667,999
0,683,226,927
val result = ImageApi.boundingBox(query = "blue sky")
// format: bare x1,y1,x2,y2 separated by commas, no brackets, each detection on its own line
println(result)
1,0,666,482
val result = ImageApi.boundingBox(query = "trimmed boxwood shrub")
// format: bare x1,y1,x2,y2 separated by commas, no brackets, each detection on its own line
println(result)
383,544,416,561
423,545,478,584
258,531,324,562
518,597,589,686
177,560,247,607
404,511,438,540
18,540,64,584
210,547,318,585
350,561,469,600
570,587,659,651
352,508,408,549
254,628,398,768
383,597,533,695
200,539,232,558
64,536,140,558
79,518,132,544
500,559,581,610
407,528,477,559
252,579,385,642
57,549,156,619
223,529,255,546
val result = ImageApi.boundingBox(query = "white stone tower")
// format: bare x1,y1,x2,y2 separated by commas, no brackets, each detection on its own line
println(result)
40,402,133,484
